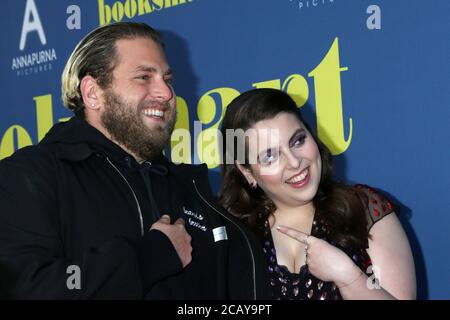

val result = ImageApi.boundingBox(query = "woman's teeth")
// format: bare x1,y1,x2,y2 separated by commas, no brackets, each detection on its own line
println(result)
286,168,309,184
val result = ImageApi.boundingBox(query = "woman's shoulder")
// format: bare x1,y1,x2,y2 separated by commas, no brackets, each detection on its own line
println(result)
353,184,395,232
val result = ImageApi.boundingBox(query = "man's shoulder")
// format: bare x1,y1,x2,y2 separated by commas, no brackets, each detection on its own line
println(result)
0,144,58,187
0,144,55,167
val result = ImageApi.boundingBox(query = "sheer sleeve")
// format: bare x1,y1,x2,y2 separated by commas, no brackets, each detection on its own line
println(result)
355,184,395,232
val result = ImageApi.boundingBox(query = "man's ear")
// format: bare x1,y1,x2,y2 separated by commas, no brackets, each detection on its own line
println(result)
80,75,102,112
235,161,257,187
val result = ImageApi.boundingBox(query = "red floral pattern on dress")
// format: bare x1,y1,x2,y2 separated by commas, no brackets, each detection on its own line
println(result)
355,184,394,228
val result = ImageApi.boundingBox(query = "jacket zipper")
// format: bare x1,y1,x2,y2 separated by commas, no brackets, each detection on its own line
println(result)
192,179,257,300
105,156,144,236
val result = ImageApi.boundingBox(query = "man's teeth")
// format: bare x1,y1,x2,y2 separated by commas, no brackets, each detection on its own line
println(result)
287,169,308,183
144,109,164,117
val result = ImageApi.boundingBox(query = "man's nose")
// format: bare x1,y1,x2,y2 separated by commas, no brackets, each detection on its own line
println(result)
151,79,174,102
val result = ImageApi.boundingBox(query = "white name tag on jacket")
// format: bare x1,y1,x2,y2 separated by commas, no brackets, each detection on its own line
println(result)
212,226,228,242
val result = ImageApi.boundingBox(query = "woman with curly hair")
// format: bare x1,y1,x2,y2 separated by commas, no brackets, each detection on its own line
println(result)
218,88,416,300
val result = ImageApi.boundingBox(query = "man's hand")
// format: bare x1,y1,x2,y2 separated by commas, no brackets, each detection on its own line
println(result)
150,215,192,268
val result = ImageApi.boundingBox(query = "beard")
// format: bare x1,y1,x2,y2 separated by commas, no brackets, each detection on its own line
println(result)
100,89,176,161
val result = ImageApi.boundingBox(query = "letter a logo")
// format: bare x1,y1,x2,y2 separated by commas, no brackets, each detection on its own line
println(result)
19,0,47,51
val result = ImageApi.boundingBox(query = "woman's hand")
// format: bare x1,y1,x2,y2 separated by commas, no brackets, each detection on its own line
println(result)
277,225,363,287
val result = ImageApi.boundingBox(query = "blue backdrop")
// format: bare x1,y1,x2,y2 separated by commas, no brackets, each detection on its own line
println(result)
1,0,449,299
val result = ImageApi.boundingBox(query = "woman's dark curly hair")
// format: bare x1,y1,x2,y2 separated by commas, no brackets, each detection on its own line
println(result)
218,88,369,249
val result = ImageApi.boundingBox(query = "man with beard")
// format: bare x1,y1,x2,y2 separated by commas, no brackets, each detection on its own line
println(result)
0,22,270,299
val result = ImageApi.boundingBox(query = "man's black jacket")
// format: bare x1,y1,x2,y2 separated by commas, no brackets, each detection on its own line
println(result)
0,117,270,299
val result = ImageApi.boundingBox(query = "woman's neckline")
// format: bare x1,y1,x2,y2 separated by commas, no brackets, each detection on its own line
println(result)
266,213,318,275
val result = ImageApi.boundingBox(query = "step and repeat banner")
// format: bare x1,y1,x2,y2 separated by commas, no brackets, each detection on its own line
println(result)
1,0,449,299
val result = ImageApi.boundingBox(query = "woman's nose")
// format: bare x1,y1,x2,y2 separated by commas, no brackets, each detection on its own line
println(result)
285,150,301,169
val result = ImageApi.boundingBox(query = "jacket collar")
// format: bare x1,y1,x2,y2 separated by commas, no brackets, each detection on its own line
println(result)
40,117,170,174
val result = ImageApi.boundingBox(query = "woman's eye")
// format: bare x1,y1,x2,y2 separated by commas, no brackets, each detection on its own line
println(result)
137,75,149,80
165,78,174,85
293,135,306,146
259,150,279,165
